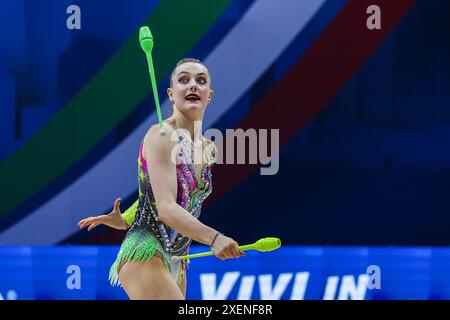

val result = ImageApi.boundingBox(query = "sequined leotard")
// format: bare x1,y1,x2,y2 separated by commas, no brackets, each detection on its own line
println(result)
109,125,216,286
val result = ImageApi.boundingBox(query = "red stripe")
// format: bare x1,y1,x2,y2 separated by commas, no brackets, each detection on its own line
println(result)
84,0,415,244
207,0,415,203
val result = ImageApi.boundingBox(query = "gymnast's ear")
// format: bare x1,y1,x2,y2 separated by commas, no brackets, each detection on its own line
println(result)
167,87,174,103
208,89,214,102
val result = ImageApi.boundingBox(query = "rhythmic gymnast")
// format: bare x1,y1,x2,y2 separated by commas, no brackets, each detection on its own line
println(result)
78,58,244,300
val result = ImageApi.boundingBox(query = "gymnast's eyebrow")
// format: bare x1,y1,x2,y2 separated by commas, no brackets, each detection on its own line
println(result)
177,71,208,77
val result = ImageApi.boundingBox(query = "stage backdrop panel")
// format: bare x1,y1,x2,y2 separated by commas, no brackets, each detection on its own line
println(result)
0,246,448,300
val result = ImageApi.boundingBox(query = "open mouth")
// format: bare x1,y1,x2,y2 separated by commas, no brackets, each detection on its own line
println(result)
185,94,201,102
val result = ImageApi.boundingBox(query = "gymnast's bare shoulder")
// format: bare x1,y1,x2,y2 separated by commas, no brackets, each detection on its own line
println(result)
142,122,179,162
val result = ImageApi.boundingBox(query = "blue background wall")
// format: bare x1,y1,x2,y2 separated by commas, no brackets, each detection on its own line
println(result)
0,0,450,300
1,0,448,246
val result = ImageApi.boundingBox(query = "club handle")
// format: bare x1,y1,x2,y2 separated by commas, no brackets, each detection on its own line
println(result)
178,244,256,260
145,53,164,129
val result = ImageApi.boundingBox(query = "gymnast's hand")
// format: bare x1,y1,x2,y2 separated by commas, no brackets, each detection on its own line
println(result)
211,234,246,260
78,198,128,231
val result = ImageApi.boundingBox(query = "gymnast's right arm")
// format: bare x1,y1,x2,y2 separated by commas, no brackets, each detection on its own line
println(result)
144,124,243,260
78,197,131,231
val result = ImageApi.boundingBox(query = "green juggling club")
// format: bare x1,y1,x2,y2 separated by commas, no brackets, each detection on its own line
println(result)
139,26,165,136
171,237,282,262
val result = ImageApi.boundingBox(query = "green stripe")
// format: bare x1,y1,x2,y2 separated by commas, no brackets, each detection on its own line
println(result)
0,0,232,217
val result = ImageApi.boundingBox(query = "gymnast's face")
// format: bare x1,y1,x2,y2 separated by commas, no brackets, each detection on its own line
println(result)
167,62,214,118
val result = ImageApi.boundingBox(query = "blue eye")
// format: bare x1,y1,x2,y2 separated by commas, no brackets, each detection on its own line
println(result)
178,77,189,84
197,78,207,84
